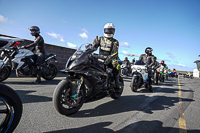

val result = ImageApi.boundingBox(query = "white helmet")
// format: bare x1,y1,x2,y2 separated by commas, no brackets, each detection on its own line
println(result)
103,23,115,38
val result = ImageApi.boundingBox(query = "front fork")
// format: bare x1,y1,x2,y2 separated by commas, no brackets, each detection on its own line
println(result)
0,57,10,71
70,76,83,98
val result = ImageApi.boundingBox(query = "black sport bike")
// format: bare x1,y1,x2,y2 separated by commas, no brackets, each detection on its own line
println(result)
0,84,23,133
53,44,124,115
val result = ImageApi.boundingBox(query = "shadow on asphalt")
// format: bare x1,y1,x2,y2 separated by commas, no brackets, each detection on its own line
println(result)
45,120,200,133
66,94,193,118
15,90,52,104
2,79,62,85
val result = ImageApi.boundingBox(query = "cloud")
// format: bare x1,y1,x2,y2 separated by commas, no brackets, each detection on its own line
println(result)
46,31,78,48
162,59,171,62
120,42,130,47
79,32,88,39
121,50,140,57
166,52,176,59
46,32,66,43
62,19,67,23
67,42,77,48
0,15,8,23
177,63,186,67
81,28,89,34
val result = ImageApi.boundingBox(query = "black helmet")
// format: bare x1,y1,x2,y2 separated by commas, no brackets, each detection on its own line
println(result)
145,47,153,55
29,26,40,36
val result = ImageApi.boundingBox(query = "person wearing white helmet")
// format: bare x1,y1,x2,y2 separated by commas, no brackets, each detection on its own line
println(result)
93,23,120,88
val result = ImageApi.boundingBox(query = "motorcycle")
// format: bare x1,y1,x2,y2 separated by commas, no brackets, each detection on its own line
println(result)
53,44,124,116
157,67,165,82
183,73,194,79
170,72,178,78
130,60,150,92
0,83,23,133
120,63,129,76
0,37,57,82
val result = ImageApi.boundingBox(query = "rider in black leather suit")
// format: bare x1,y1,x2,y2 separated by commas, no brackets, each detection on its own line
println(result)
138,47,155,92
21,26,45,83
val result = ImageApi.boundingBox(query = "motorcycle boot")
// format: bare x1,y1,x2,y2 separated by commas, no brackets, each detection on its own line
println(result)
149,85,153,92
114,75,120,88
34,66,41,84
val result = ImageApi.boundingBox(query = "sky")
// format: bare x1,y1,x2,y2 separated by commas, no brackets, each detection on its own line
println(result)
0,0,200,71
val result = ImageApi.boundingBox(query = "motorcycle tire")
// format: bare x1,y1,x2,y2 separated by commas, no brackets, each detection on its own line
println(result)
0,66,11,82
110,76,124,99
154,72,158,85
130,76,139,92
0,84,23,133
162,76,165,82
41,64,57,80
121,69,124,76
53,78,85,116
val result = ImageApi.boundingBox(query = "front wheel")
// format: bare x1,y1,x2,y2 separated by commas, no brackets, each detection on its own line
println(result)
0,66,11,82
130,76,140,92
154,72,158,85
121,69,124,76
0,84,23,133
41,64,57,80
110,76,124,99
53,78,85,115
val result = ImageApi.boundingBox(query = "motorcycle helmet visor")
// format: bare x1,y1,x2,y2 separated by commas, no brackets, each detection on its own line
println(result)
104,28,115,34
146,48,153,52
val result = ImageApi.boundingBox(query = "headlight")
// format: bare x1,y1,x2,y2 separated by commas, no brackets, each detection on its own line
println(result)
137,67,142,72
132,67,136,71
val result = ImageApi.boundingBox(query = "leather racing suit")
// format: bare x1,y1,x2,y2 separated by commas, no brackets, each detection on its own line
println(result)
24,35,45,82
93,36,120,87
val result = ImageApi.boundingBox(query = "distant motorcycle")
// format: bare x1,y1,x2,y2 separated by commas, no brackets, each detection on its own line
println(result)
0,37,57,82
53,44,124,115
130,61,150,92
120,63,129,76
0,83,23,133
184,73,194,79
157,67,165,82
169,72,178,78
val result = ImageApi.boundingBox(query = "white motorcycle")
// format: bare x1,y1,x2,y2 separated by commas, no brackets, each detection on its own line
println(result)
120,63,129,76
130,61,149,92
0,37,57,82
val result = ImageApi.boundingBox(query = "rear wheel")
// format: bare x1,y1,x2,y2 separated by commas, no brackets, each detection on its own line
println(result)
0,66,11,82
130,76,139,92
42,64,57,80
53,78,85,115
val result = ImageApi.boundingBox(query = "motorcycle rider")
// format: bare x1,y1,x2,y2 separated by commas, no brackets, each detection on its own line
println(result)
93,23,120,88
21,26,45,83
138,47,155,92
123,57,131,75
160,60,168,69
132,58,136,65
